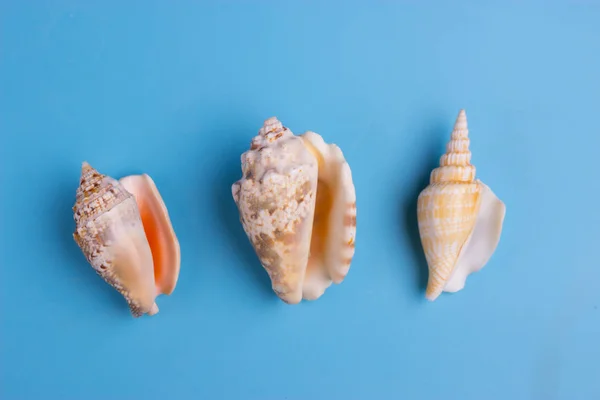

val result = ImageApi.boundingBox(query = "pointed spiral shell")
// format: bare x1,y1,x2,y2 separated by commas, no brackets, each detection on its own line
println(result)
417,109,486,301
73,162,157,317
430,110,475,184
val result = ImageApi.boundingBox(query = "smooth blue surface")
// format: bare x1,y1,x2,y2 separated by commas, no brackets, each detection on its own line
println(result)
1,1,599,399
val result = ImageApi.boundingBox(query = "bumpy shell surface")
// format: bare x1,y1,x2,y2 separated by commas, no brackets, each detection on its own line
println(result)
417,110,506,301
73,163,157,316
232,117,356,304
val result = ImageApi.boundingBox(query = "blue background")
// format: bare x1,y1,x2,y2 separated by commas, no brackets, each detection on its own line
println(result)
1,1,599,399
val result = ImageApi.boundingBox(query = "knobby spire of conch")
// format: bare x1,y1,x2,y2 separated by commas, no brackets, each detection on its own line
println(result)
72,162,181,317
232,117,357,304
417,109,506,301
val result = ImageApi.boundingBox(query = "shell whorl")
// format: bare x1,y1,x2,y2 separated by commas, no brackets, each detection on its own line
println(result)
430,109,476,184
250,117,291,149
73,162,132,226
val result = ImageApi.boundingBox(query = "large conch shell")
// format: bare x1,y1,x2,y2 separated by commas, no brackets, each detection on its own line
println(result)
72,162,181,317
232,117,357,304
417,110,506,301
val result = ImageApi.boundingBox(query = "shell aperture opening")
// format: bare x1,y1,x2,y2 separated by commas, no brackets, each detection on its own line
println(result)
299,131,357,300
120,174,181,296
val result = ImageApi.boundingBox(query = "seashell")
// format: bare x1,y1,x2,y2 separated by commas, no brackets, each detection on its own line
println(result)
417,109,506,301
232,117,357,304
72,162,180,317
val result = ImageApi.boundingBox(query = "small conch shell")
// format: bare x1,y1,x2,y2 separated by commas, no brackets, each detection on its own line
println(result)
72,162,181,317
417,110,506,301
232,117,357,304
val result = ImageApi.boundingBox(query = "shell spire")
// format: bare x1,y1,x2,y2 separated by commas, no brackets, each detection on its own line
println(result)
73,162,131,228
81,161,94,176
430,109,475,184
258,116,285,141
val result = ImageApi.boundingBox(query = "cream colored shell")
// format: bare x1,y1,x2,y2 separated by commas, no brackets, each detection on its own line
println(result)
72,162,180,317
417,110,506,301
232,117,356,304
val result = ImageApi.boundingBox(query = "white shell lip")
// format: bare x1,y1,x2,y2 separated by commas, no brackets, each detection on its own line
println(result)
443,181,506,294
301,131,357,288
232,118,357,304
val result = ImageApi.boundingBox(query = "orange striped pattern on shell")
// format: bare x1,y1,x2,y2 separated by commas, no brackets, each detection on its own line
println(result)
417,183,481,300
417,109,482,300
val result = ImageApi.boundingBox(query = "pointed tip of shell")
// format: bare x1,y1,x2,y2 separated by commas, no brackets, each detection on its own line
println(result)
148,303,159,316
80,161,95,176
259,116,284,136
425,288,442,302
263,116,281,126
78,161,104,186
428,108,475,183
450,109,469,140
250,116,293,149
454,109,467,131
